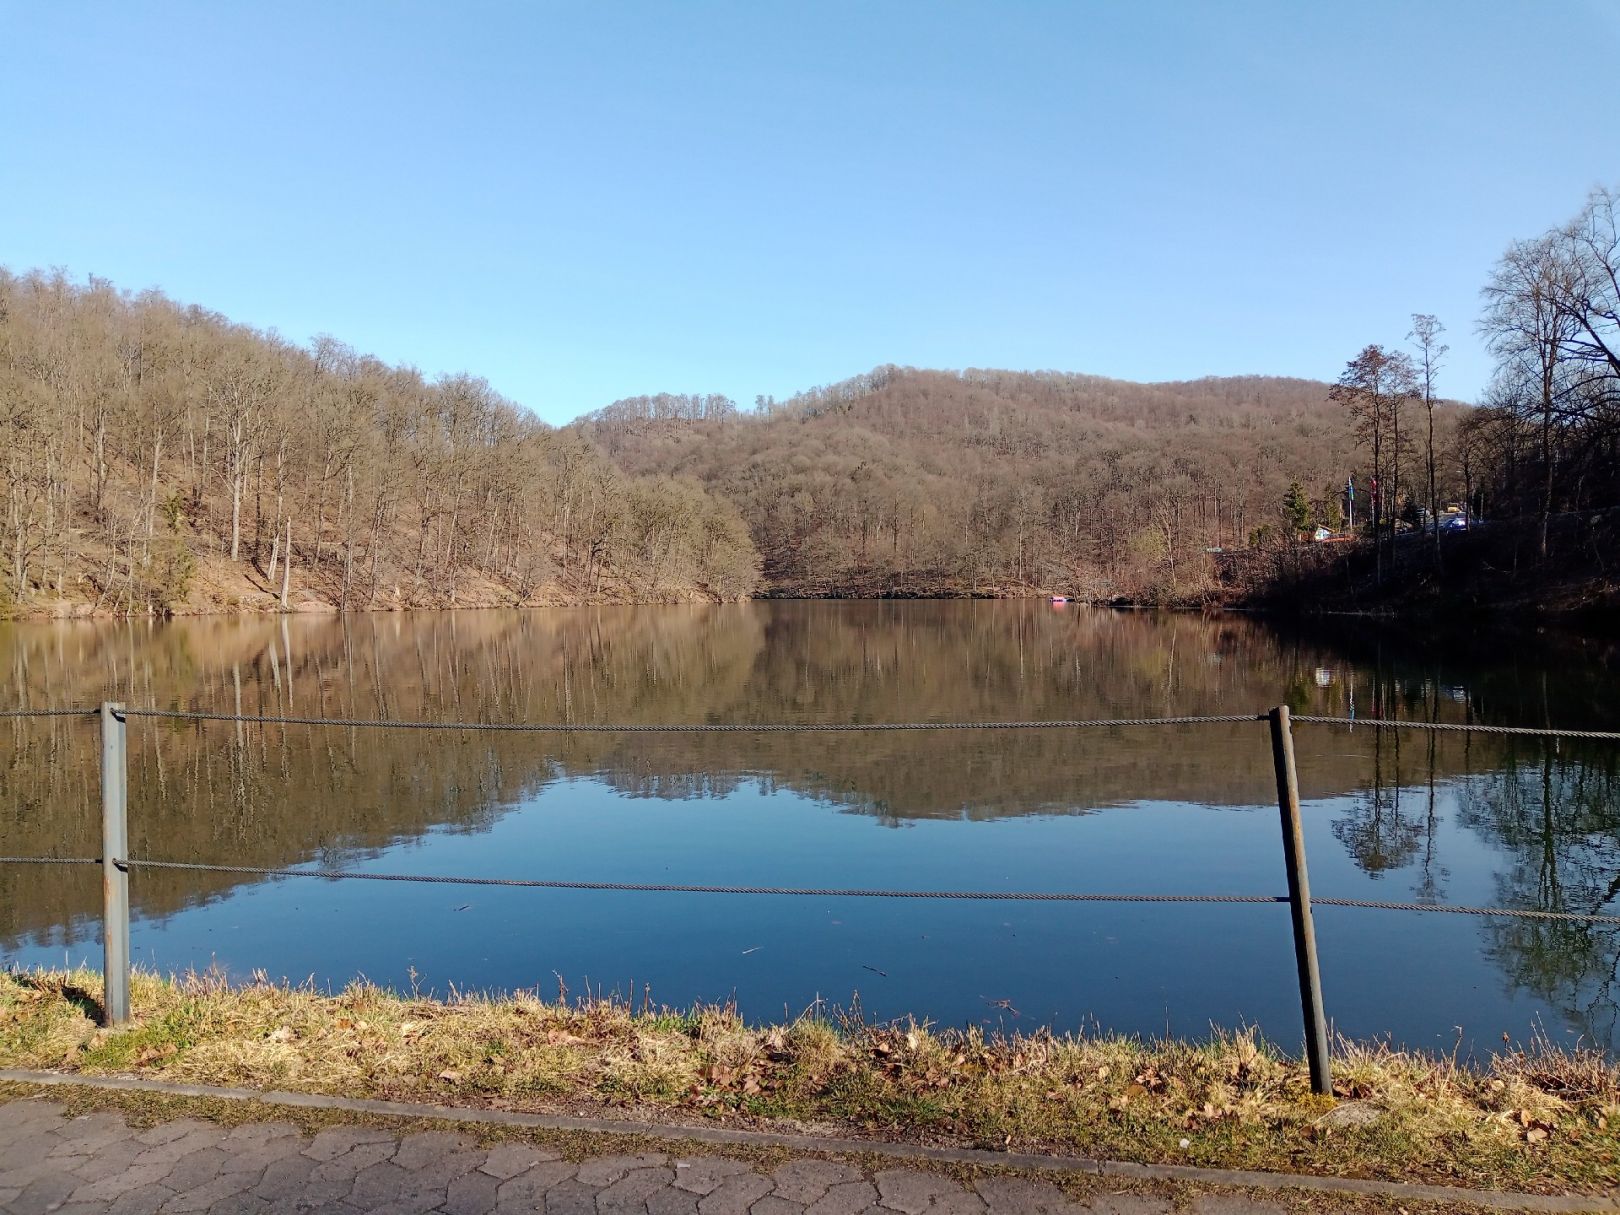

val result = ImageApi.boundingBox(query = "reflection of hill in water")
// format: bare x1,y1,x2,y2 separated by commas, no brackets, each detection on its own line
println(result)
1,604,1616,949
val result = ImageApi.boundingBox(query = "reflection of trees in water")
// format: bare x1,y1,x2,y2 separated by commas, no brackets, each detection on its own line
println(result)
1312,639,1620,1041
1455,743,1620,1045
1,606,1616,974
1333,727,1425,878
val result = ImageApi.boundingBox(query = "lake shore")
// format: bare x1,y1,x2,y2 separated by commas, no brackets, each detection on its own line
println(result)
4,968,1615,1196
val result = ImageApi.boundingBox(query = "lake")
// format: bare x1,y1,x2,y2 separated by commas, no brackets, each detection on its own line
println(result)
2,602,1618,1057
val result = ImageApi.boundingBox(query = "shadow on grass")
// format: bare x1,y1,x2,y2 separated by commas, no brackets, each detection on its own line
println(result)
7,969,107,1025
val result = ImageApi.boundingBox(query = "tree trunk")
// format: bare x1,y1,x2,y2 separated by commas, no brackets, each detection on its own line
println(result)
280,517,292,609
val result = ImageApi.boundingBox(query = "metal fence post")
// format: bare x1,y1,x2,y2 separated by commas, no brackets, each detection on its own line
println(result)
101,701,130,1026
1268,704,1331,1096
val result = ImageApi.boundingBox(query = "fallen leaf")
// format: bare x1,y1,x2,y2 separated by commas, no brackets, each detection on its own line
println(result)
266,1026,296,1043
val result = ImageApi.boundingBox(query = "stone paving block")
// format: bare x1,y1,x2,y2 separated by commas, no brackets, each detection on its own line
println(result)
443,1167,501,1214
695,1170,772,1215
1187,1197,1286,1215
201,1195,273,1215
0,1098,66,1136
480,1143,565,1180
479,1146,563,1185
1085,1198,1172,1215
347,1158,450,1213
302,1126,398,1162
69,1161,185,1203
251,1154,318,1201
392,1130,473,1170
298,1149,391,1209
596,1165,677,1212
309,1140,398,1184
1,1128,68,1171
494,1160,578,1211
972,1177,1085,1215
574,1153,667,1187
10,1170,86,1215
872,1169,985,1215
136,1120,205,1146
218,1137,305,1178
411,1148,488,1192
770,1161,862,1206
646,1185,700,1215
670,1157,755,1197
50,1111,136,1157
804,1180,878,1215
752,1196,807,1215
224,1123,300,1147
64,1135,145,1182
541,1177,601,1215
162,1145,231,1193
106,1183,179,1215
0,1160,67,1193
161,1170,262,1213
130,1124,230,1170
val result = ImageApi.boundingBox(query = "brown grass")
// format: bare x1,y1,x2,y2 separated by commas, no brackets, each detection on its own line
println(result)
2,967,1617,1196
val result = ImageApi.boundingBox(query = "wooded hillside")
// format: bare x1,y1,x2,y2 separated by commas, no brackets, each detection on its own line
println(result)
0,271,762,615
585,368,1366,599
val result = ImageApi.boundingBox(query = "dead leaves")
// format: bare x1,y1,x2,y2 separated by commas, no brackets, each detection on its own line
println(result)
1504,1107,1556,1144
133,1042,178,1066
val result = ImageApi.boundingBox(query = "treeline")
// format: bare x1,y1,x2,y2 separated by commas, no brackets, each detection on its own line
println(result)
1474,187,1619,550
0,271,760,614
1299,186,1620,615
587,368,1365,600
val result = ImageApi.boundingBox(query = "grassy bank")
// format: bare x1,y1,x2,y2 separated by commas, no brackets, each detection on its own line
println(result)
3,968,1617,1196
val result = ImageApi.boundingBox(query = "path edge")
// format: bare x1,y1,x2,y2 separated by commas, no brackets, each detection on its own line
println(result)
1,1067,1614,1212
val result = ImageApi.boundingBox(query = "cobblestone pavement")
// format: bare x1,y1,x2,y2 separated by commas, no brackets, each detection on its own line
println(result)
0,1098,1293,1215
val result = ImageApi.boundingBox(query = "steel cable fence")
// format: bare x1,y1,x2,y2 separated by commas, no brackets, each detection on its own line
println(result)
3,700,1618,1087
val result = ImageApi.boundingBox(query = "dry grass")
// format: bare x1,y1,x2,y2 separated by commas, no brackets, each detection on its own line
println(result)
2,966,1617,1196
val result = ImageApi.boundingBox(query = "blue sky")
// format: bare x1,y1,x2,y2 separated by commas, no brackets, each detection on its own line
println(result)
3,1,1617,424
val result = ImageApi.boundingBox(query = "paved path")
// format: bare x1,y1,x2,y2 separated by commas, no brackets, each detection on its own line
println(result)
0,1098,1287,1215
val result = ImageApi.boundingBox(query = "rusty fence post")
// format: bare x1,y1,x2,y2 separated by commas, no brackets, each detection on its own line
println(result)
1268,704,1331,1095
101,701,130,1026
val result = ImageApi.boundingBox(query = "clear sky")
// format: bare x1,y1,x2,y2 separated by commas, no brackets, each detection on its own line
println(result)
3,1,1617,424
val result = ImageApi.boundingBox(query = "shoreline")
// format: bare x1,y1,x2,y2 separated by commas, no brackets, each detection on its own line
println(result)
1,967,1614,1196
2,593,1609,631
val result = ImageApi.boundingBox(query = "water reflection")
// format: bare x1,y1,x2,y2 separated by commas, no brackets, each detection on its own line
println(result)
1,604,1617,1049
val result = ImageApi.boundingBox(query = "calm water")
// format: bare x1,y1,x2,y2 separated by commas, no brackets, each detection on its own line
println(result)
2,603,1618,1057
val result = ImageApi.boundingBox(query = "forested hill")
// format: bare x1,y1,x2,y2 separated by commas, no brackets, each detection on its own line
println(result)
583,367,1359,600
0,271,761,616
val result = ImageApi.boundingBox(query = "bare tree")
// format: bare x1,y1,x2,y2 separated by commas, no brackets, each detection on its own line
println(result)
1481,236,1581,559
1329,345,1416,583
1408,315,1448,566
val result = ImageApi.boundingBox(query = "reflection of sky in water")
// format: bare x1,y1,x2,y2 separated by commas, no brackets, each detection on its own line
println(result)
10,772,1608,1057
2,604,1618,1055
